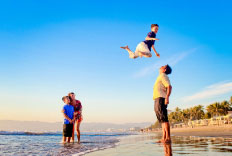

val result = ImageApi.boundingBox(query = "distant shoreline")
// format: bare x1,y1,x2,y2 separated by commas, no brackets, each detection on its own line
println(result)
153,125,232,138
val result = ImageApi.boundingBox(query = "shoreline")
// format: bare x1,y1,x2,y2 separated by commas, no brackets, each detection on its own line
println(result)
85,131,232,156
153,124,232,138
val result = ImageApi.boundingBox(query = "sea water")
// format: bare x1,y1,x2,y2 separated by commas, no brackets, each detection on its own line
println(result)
1,132,232,156
0,131,131,156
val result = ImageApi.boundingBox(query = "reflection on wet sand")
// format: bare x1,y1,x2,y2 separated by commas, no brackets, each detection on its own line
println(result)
169,136,232,155
149,134,232,155
163,143,172,156
86,134,232,156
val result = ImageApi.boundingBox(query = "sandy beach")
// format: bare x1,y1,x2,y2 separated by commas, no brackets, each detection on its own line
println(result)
85,133,232,156
85,125,232,156
167,125,232,138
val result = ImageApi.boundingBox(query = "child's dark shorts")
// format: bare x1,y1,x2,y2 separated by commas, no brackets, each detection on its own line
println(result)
63,124,73,137
154,97,169,123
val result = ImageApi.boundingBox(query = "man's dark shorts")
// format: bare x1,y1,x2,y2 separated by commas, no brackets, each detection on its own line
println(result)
63,124,73,137
154,97,169,123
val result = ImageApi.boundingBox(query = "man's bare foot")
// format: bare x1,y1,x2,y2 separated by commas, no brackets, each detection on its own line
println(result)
164,139,171,143
120,46,129,50
156,139,165,143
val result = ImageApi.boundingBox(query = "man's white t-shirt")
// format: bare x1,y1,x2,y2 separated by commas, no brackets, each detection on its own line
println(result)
153,73,171,100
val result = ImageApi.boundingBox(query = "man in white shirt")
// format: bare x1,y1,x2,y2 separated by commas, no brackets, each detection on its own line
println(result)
153,64,172,143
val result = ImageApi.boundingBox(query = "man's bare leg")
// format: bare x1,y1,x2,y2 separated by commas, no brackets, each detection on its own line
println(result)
157,123,166,143
120,46,138,59
164,122,171,143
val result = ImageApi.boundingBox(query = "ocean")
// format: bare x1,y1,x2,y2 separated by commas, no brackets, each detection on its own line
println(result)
1,131,232,156
0,131,131,156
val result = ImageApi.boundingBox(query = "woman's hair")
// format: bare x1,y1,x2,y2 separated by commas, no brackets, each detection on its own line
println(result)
68,92,75,103
165,65,172,75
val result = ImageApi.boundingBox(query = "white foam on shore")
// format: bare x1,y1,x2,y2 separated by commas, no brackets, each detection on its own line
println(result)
72,145,114,156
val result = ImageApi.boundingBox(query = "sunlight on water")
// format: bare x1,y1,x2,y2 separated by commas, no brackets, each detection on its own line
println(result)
0,132,232,156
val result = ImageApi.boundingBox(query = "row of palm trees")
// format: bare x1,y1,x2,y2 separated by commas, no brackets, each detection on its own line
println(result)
150,96,232,129
169,96,232,124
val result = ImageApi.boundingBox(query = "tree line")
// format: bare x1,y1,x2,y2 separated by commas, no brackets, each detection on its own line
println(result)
150,96,232,129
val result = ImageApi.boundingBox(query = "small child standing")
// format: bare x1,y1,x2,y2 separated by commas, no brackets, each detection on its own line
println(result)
121,24,160,59
62,96,74,143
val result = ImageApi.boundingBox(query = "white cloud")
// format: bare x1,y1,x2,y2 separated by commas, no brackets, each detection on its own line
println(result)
133,48,196,78
181,81,232,103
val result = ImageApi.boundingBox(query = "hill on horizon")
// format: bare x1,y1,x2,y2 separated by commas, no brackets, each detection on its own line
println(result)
0,120,152,132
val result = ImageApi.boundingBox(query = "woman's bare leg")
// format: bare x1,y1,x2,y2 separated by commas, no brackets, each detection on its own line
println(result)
76,122,81,143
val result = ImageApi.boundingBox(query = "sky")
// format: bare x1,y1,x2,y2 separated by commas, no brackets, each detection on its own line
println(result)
0,0,232,124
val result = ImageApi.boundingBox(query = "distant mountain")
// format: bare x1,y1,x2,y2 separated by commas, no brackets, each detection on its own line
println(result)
0,120,152,132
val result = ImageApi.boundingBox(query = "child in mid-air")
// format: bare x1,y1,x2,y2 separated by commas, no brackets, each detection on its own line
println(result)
62,96,75,143
120,24,160,59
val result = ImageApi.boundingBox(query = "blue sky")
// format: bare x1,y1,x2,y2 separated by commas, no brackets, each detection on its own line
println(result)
0,0,232,123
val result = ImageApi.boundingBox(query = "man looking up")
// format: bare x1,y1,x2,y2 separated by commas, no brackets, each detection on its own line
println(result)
153,64,172,143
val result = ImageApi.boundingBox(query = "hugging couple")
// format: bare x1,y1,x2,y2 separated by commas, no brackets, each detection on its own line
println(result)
62,92,82,143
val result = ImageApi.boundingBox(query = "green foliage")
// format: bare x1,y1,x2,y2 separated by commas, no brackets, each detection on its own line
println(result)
168,105,205,124
151,120,161,129
150,96,232,127
206,100,232,117
204,112,211,119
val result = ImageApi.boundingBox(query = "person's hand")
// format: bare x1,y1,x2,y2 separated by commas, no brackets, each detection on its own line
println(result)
165,97,169,105
156,53,160,58
154,38,159,40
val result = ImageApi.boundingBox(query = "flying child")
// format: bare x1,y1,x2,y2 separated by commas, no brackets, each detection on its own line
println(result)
120,24,160,59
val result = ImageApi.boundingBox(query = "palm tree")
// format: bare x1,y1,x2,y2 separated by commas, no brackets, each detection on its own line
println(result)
174,107,182,122
229,96,232,105
194,105,204,120
220,100,232,115
182,108,191,122
206,102,224,117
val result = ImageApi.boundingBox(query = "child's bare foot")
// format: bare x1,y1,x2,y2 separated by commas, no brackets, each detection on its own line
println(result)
120,46,129,50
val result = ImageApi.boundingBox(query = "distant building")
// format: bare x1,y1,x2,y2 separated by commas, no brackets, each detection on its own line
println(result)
129,127,141,131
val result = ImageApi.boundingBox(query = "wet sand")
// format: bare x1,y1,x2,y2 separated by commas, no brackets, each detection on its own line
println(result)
85,133,232,156
85,125,232,156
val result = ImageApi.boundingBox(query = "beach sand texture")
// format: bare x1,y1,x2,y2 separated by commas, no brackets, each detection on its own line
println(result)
86,133,232,156
169,124,232,137
86,125,232,156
